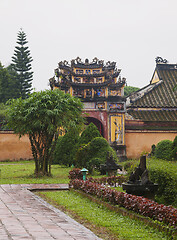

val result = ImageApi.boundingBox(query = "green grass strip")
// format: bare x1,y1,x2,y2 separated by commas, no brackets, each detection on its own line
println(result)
39,190,170,240
0,161,71,184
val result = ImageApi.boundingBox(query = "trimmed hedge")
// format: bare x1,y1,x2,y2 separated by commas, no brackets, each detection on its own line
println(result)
171,136,177,161
79,122,101,145
53,129,80,166
148,158,177,206
123,158,177,207
70,178,177,230
75,137,118,172
155,140,173,161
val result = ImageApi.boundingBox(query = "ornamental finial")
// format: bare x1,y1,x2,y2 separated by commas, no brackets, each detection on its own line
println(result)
155,56,168,64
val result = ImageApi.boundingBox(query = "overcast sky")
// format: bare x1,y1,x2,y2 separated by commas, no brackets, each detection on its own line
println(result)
1,0,177,91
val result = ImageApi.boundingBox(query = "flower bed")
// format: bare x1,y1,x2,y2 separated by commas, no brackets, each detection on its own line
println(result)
70,178,177,230
68,168,126,186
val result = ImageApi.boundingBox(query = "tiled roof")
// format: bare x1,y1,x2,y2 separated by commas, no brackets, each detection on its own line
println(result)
127,109,177,121
127,63,177,108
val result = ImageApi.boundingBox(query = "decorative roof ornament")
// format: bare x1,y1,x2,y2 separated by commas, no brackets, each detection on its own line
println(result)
85,58,89,64
92,57,98,63
76,57,82,64
155,56,168,64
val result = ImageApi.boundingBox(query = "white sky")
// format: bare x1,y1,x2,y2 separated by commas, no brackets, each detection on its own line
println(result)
1,0,177,91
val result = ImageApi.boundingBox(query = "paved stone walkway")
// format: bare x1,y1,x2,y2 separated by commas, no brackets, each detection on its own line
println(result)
0,184,101,240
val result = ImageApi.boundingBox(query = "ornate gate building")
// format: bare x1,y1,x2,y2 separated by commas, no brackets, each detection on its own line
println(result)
49,57,126,158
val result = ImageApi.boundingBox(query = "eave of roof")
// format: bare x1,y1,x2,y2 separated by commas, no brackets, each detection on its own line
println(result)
127,63,177,108
54,79,125,88
127,109,177,121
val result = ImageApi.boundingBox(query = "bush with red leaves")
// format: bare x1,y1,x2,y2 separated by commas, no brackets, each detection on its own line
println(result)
71,178,177,229
68,168,83,180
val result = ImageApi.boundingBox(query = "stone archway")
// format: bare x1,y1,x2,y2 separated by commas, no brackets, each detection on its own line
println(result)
86,117,104,137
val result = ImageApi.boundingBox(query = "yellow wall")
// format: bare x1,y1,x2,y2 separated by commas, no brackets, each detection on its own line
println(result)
1,130,176,161
151,71,160,84
125,130,177,159
0,132,32,161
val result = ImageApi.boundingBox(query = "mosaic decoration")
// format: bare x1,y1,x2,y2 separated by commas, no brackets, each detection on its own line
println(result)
74,77,81,83
95,88,105,97
83,102,95,109
73,88,84,97
76,69,83,74
110,115,123,144
109,103,124,111
85,69,91,74
85,89,92,97
97,102,105,109
93,69,100,74
96,77,103,83
109,89,121,96
83,78,89,83
89,78,94,83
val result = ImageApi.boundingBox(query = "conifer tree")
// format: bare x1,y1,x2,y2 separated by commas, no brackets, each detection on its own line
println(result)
12,29,33,98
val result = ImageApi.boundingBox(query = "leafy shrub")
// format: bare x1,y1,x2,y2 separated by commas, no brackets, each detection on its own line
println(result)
148,158,177,206
75,143,90,168
124,86,140,97
53,129,80,166
122,158,177,207
75,137,118,172
171,135,177,161
79,122,101,145
155,140,173,161
68,168,83,180
122,160,138,176
71,178,177,229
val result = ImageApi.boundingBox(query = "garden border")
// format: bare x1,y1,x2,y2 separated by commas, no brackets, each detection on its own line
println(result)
73,189,177,239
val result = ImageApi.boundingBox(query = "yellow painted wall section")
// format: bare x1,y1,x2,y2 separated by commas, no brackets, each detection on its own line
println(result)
125,131,177,159
122,114,125,144
0,132,32,161
105,87,108,97
1,131,176,161
70,87,73,96
151,71,160,84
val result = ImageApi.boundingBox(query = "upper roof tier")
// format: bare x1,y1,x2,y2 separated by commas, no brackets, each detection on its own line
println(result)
59,57,117,70
126,58,177,108
50,57,126,89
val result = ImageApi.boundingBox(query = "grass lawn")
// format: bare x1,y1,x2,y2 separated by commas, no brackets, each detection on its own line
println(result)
38,190,170,240
0,160,71,184
0,160,175,240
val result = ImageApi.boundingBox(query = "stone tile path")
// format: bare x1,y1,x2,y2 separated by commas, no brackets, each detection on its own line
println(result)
0,184,101,240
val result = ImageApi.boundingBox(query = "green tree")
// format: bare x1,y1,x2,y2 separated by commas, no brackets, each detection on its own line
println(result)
171,136,177,161
11,29,33,98
6,64,21,99
155,140,173,161
0,103,8,130
0,62,16,103
124,86,140,97
75,137,118,172
6,89,84,176
79,122,101,145
53,129,80,166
